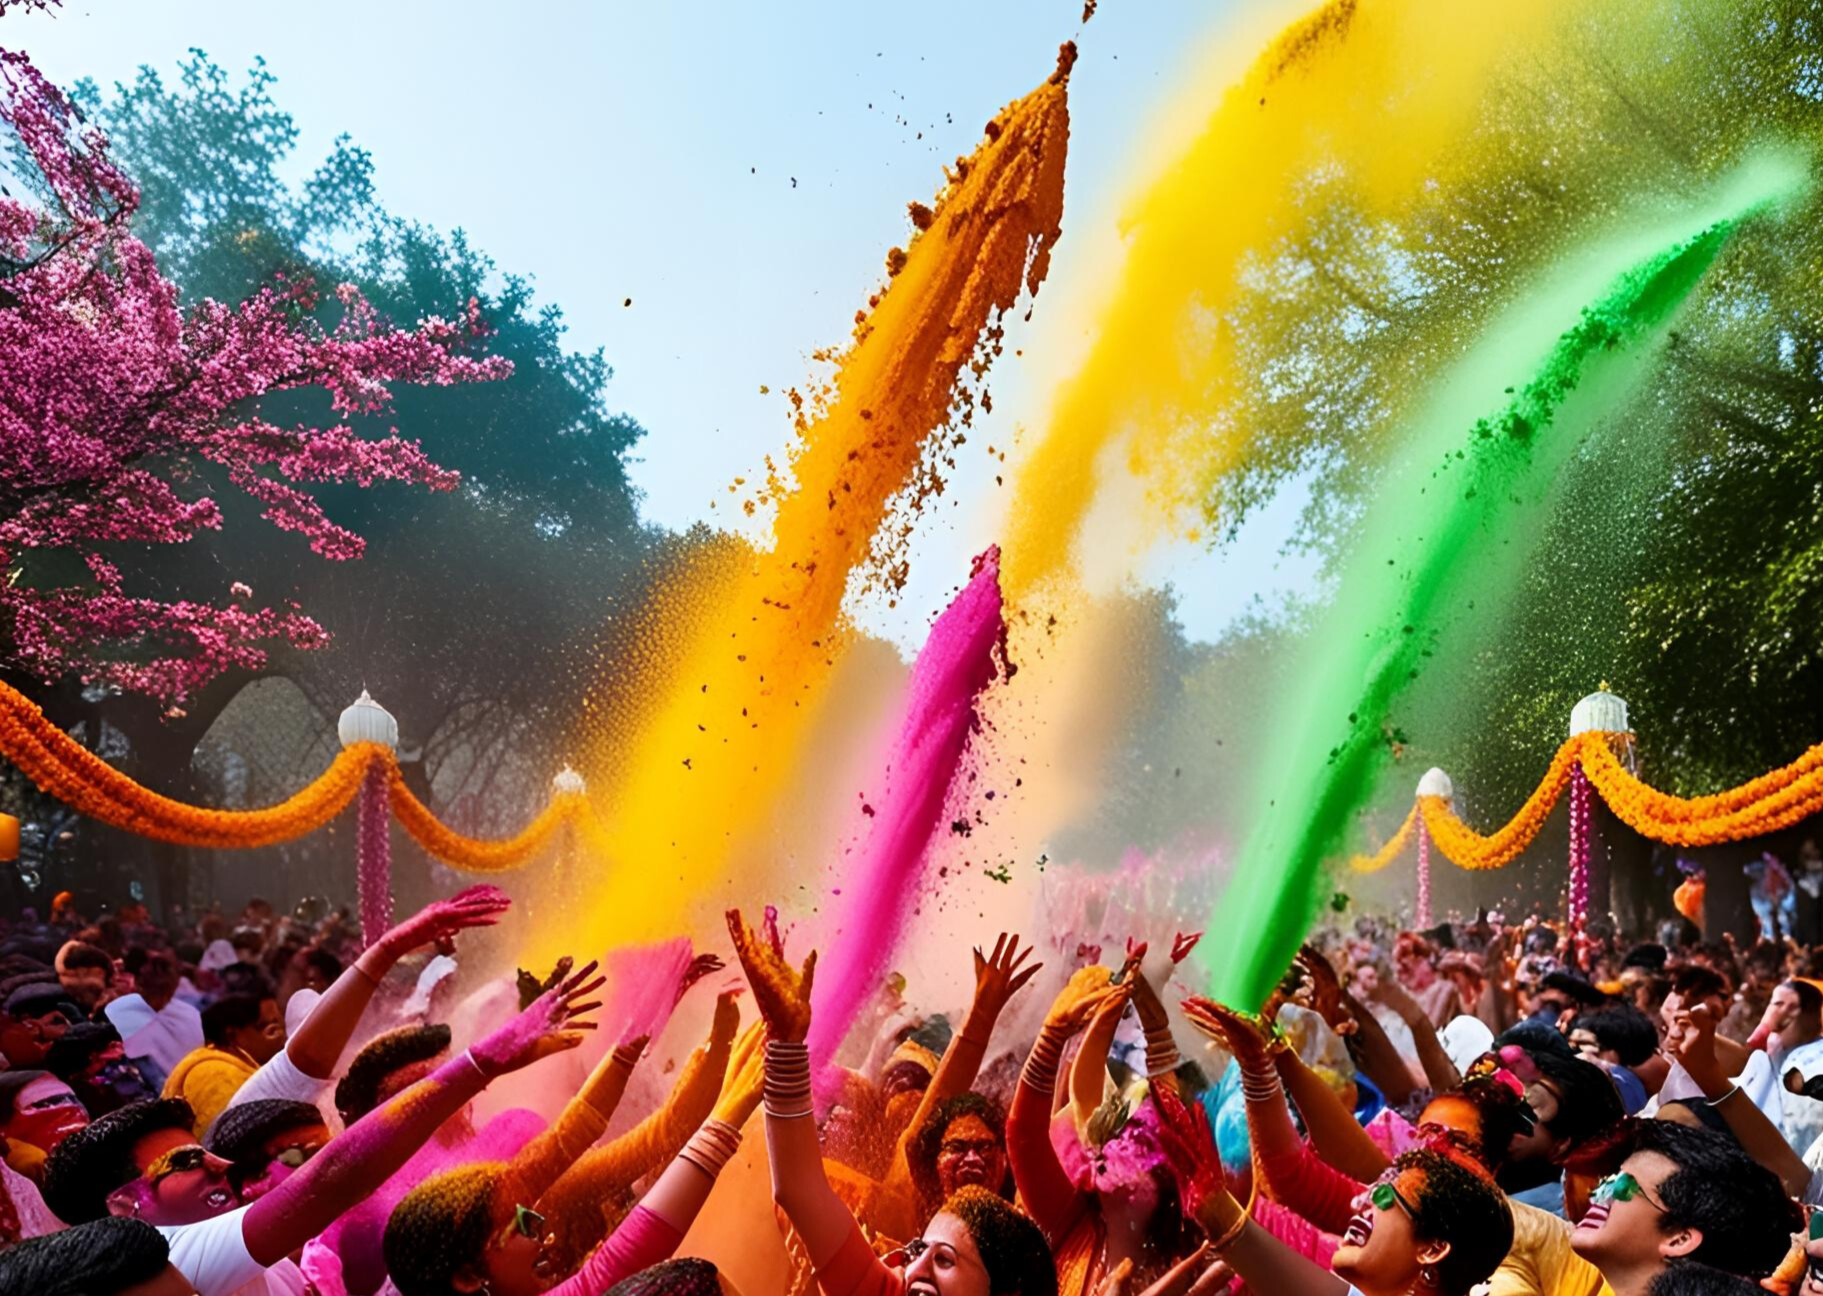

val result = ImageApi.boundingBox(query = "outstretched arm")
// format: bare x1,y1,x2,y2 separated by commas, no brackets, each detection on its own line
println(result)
1667,1003,1809,1197
1375,976,1460,1095
902,933,1038,1157
504,1033,649,1208
286,886,510,1081
241,960,601,1267
1009,967,1130,1245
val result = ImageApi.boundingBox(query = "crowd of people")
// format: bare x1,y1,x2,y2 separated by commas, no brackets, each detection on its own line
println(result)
1,882,1822,1296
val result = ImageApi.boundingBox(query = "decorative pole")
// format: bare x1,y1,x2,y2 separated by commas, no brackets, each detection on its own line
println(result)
1567,686,1629,958
339,690,399,948
551,766,585,898
1415,768,1452,930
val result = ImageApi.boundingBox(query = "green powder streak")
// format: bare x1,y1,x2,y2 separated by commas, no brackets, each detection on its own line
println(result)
1209,153,1808,1009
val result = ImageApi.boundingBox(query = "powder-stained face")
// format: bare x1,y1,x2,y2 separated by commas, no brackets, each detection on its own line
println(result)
481,1200,556,1296
1332,1166,1430,1296
936,1114,1006,1199
116,1128,239,1225
4,1075,90,1151
902,1211,992,1296
1089,1106,1163,1216
235,1121,332,1201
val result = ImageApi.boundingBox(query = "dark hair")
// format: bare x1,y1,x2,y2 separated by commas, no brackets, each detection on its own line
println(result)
300,946,344,985
1626,1121,1799,1278
0,1068,54,1121
1569,1005,1659,1068
58,943,113,976
337,1024,452,1122
384,1162,503,1296
1658,1099,1731,1135
1783,979,1823,1017
0,1217,171,1296
41,1098,197,1223
1495,1019,1576,1061
218,963,275,1000
202,994,269,1048
1531,1051,1625,1146
44,1021,122,1078
1,977,79,1020
1623,944,1670,973
605,1259,724,1296
1425,1064,1534,1171
1646,1262,1772,1295
908,1092,1009,1210
205,1098,324,1164
1670,966,1729,1005
942,1184,1057,1296
1400,1149,1514,1296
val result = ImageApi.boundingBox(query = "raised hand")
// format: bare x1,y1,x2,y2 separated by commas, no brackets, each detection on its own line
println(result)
1171,931,1204,964
971,932,1041,1019
1665,1001,1728,1095
713,1019,768,1127
1044,965,1130,1036
677,951,726,1004
727,907,817,1044
708,988,742,1052
470,959,604,1078
517,955,575,1010
1292,944,1357,1036
380,884,511,959
1182,996,1276,1066
1151,1077,1227,1225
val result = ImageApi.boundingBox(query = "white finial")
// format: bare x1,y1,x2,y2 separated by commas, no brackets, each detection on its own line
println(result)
338,689,399,749
552,766,586,795
1416,767,1453,800
1569,689,1629,737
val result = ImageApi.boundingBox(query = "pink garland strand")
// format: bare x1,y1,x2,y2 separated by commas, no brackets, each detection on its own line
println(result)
1415,818,1433,929
356,763,393,947
1568,762,1593,929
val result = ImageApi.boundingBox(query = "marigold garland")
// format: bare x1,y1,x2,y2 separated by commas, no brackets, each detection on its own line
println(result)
1580,734,1823,845
0,678,605,869
1415,737,1581,871
385,765,586,873
1349,805,1418,874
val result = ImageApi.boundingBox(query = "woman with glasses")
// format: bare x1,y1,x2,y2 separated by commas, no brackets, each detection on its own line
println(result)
727,909,1059,1296
384,997,765,1296
1154,1074,1514,1296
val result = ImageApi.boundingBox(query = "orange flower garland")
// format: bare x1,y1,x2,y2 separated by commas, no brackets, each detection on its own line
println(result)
386,766,586,873
1417,737,1582,871
0,679,374,846
1349,805,1418,874
1580,733,1823,845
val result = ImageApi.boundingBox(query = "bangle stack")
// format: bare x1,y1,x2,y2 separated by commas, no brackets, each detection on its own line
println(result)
764,1041,814,1119
1145,1035,1182,1079
679,1118,744,1176
1022,1030,1067,1095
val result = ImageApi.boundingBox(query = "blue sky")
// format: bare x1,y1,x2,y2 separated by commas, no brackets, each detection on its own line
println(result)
10,0,1321,649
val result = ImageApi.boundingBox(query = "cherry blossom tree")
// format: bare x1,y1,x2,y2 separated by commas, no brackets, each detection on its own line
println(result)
0,48,510,703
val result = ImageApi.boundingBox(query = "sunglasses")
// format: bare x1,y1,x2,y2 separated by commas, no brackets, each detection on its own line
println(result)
508,1205,545,1240
144,1146,210,1186
269,1145,315,1170
1593,1171,1665,1212
1370,1177,1416,1219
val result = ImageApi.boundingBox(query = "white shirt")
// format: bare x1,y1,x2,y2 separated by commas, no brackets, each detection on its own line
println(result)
160,1206,265,1296
105,993,205,1082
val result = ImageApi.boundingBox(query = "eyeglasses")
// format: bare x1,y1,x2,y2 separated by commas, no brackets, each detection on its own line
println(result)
1592,1171,1665,1212
1370,1178,1416,1219
144,1146,209,1186
488,1202,547,1254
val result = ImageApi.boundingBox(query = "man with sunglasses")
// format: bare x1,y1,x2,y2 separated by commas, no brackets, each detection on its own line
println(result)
39,965,603,1296
1569,1121,1798,1296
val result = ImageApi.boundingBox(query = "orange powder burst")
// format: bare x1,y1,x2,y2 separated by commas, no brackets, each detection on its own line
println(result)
546,48,1075,960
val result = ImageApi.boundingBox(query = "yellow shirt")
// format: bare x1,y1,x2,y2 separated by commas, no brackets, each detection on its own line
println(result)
1490,1201,1612,1296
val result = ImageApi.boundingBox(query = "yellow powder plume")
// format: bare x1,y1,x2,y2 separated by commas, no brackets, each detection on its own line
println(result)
999,0,1580,599
547,47,1075,960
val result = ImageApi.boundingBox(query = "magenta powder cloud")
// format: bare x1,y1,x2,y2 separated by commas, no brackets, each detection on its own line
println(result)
805,546,1010,1086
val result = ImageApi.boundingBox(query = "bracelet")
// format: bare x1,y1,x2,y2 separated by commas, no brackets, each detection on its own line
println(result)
460,1049,491,1082
1707,1084,1742,1108
1241,1069,1285,1103
354,958,385,987
1206,1209,1250,1253
1022,1030,1067,1095
1146,1043,1182,1079
763,1041,814,1119
679,1118,744,1176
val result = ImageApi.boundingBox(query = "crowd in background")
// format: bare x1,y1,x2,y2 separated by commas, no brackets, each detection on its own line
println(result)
1,880,1822,1296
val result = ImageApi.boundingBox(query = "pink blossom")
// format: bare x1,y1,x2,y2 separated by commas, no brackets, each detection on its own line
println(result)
0,50,511,702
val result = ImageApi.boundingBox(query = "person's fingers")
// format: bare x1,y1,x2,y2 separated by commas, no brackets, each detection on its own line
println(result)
991,932,1009,965
762,906,784,959
1010,963,1042,993
568,999,605,1017
568,974,609,1004
559,959,602,995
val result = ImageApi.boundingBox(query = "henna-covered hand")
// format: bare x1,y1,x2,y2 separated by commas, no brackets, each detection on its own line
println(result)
1044,965,1130,1036
1181,996,1277,1068
727,907,817,1044
1292,944,1356,1036
471,959,604,1078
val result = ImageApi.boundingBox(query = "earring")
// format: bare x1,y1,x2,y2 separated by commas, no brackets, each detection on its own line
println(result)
1421,1265,1437,1288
